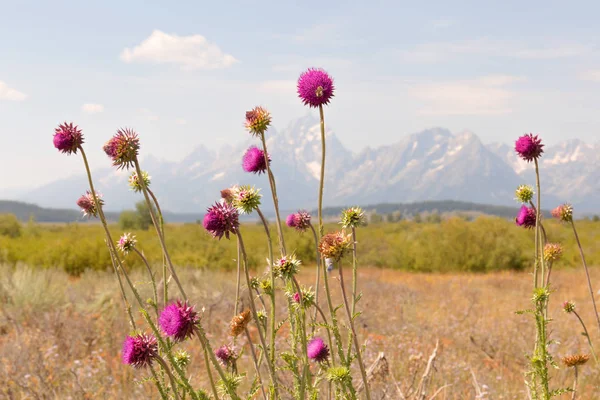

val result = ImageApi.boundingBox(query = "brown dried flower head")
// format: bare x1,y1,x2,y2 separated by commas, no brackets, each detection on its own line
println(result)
562,354,589,368
229,309,251,337
319,231,352,261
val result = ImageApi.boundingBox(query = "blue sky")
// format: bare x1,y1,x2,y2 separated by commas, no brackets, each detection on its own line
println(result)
2,0,600,190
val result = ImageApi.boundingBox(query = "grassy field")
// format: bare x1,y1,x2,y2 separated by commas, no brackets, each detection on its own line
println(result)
1,265,599,399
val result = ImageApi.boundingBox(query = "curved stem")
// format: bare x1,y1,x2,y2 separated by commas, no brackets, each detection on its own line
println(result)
154,356,181,400
572,310,599,364
245,328,268,400
132,247,159,319
318,104,326,237
309,224,321,334
134,158,187,300
259,133,286,255
237,229,280,398
571,220,600,332
148,188,168,308
337,259,371,400
257,207,277,370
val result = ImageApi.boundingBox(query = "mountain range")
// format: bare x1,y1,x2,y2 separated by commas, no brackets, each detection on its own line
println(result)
13,115,600,213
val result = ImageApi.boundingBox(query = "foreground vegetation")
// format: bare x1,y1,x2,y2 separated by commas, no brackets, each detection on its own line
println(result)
1,216,599,276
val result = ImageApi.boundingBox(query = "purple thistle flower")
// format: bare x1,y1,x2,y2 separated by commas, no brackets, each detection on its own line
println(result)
122,333,158,368
515,134,544,162
293,292,301,303
203,201,240,239
307,337,330,363
53,122,83,154
76,191,103,218
215,344,237,367
286,213,297,228
103,128,140,170
297,68,335,108
242,146,270,174
515,205,536,229
286,211,311,232
159,300,199,341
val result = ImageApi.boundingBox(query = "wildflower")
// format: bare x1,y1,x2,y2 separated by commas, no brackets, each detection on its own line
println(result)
307,337,330,362
563,301,576,313
245,106,272,137
173,350,191,370
76,191,103,218
230,309,251,337
543,243,563,263
286,210,312,232
159,300,199,341
53,122,83,154
128,171,151,193
340,207,366,229
117,233,137,254
273,255,301,280
297,68,335,108
552,203,573,222
515,185,534,204
562,354,589,367
319,231,352,261
515,133,544,162
103,128,140,169
122,334,158,368
242,146,270,174
515,205,536,229
231,185,262,214
203,201,240,239
291,288,315,308
215,345,237,367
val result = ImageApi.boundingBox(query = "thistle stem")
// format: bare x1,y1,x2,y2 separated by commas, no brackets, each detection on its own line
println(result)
245,328,268,400
318,104,326,237
259,133,286,255
309,224,321,333
571,366,578,400
534,159,544,288
572,310,599,364
351,228,358,318
132,247,159,319
148,188,168,308
202,345,220,400
291,276,311,399
149,365,168,400
257,207,277,371
154,356,181,400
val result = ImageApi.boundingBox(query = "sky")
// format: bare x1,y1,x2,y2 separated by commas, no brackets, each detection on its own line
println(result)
2,0,600,191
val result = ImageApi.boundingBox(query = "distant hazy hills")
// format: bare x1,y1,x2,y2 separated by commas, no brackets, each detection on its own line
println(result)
11,115,600,214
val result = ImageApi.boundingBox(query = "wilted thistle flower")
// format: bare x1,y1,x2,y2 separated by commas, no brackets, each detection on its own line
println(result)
307,337,330,363
297,68,335,108
286,210,312,232
159,300,199,341
242,146,270,174
563,301,576,313
230,309,251,337
173,350,191,370
515,133,544,162
117,233,137,254
122,333,158,368
552,203,573,222
203,201,240,239
53,122,83,154
215,345,237,367
319,231,352,261
245,106,272,137
340,207,366,229
515,205,536,229
232,185,262,214
515,185,534,204
220,186,237,204
76,191,103,218
103,128,140,169
128,171,151,192
273,255,301,280
562,354,589,368
543,243,563,263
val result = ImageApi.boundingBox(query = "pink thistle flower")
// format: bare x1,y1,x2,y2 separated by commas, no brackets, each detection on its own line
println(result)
515,205,536,229
76,191,103,218
117,232,137,254
287,211,312,232
307,337,330,363
245,106,272,137
563,301,576,313
293,292,301,303
122,333,158,368
242,146,270,174
53,122,83,154
515,134,544,162
215,344,237,367
159,300,199,341
203,201,240,239
286,213,297,228
297,68,335,108
551,203,573,222
103,128,140,170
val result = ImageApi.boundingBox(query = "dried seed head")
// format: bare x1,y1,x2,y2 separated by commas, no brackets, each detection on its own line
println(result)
230,309,251,337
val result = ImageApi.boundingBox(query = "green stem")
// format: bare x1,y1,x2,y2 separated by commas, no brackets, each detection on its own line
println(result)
257,207,277,372
154,356,181,400
132,247,159,320
149,364,169,400
322,259,344,366
571,220,600,333
351,228,358,319
318,105,326,237
148,188,168,308
201,345,220,400
259,133,286,255
292,276,310,400
572,310,599,364
309,224,321,334
534,159,543,289
245,328,268,400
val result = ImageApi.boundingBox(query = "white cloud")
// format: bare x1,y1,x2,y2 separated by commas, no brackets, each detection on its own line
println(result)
0,81,27,101
409,75,524,116
175,118,187,125
258,80,296,94
579,69,600,82
121,30,238,70
81,103,104,114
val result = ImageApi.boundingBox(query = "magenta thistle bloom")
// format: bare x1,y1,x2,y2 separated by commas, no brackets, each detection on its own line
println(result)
76,191,103,218
551,203,573,222
307,337,330,362
297,68,335,108
53,122,83,154
287,211,312,232
515,133,544,162
103,128,140,170
242,146,270,174
122,333,158,368
245,106,272,137
286,213,297,228
159,300,199,341
515,205,536,229
293,292,301,303
203,201,240,239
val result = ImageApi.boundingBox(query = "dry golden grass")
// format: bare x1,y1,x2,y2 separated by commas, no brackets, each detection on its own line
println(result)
1,265,599,399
